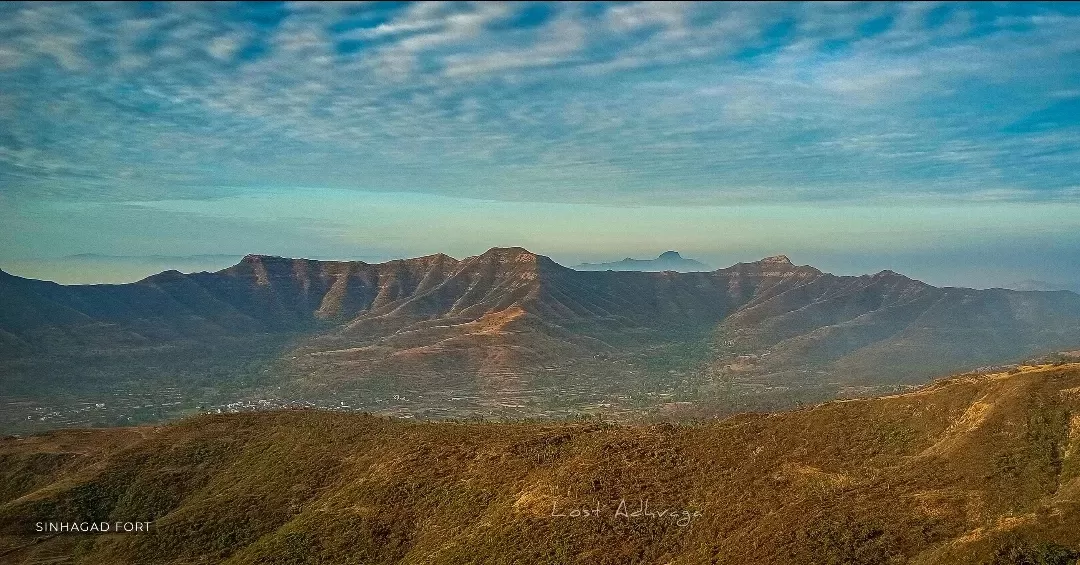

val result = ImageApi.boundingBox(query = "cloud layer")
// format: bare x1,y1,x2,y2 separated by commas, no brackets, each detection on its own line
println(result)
1,1,1079,205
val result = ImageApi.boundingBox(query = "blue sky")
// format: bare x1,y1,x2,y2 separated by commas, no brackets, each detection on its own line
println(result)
1,2,1079,287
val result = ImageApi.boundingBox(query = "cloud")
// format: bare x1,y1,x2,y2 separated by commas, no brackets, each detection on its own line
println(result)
0,2,1078,206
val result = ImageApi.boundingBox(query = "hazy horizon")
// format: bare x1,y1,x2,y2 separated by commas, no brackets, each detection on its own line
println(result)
3,232,1078,293
3,2,1079,289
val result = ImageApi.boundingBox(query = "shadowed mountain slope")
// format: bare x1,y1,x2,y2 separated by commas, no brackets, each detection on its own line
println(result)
2,363,1079,564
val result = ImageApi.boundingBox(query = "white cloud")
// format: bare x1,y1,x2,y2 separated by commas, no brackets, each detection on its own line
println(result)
0,1,1078,206
442,14,586,78
207,34,243,61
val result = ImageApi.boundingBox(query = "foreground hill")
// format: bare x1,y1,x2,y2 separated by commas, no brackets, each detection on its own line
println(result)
3,247,1080,430
1,363,1079,564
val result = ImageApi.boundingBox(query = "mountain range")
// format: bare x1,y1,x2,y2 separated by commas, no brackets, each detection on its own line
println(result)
573,250,711,272
3,247,1080,428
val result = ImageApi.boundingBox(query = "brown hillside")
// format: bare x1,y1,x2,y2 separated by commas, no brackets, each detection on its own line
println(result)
2,363,1079,564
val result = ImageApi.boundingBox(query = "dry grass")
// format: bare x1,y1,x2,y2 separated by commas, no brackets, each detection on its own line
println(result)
1,364,1079,564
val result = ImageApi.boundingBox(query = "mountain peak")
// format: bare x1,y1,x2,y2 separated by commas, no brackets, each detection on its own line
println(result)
470,247,564,271
474,246,544,263
720,254,814,276
658,251,683,260
760,255,792,265
478,246,538,258
240,254,285,264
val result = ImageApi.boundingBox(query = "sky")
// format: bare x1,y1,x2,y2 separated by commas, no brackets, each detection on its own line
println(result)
1,1,1079,288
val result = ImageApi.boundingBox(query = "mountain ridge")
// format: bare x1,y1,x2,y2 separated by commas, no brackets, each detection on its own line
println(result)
3,247,1080,428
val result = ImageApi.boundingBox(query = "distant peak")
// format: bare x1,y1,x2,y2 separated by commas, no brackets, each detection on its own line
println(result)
574,251,710,272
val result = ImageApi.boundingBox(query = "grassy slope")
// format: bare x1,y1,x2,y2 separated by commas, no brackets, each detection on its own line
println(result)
2,364,1080,564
